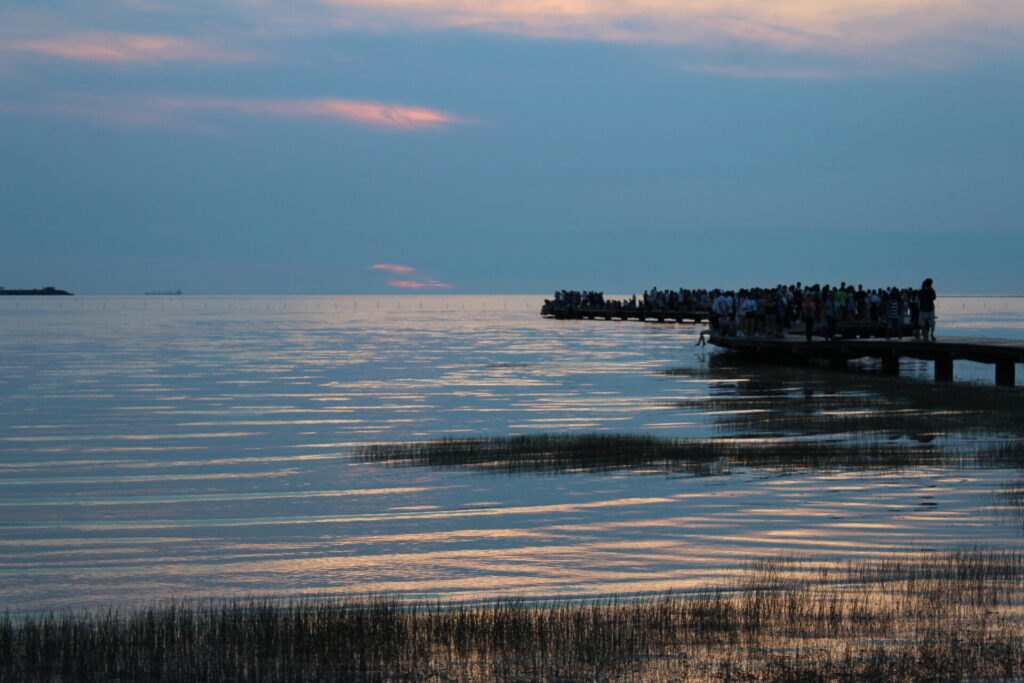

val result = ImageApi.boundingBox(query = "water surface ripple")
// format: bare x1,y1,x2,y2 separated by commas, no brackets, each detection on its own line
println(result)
1,295,1022,611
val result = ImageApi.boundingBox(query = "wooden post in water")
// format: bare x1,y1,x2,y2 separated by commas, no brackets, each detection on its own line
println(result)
881,355,899,375
996,361,1016,387
934,355,954,382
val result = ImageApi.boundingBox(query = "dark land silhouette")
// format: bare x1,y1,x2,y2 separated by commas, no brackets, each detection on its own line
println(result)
0,286,72,295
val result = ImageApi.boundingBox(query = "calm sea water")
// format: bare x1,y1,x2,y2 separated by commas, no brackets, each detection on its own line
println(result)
1,295,1022,612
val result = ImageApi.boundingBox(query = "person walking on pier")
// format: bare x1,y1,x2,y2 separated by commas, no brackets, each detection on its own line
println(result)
919,278,937,341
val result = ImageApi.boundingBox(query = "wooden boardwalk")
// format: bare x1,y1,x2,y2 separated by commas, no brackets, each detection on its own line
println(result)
708,333,1024,386
538,302,1023,386
542,307,708,323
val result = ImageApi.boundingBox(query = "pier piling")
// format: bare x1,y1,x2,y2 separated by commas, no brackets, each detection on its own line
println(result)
935,356,954,382
997,361,1016,387
707,334,1023,388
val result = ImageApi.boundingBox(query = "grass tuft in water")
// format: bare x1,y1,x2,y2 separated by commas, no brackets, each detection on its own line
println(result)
356,433,968,474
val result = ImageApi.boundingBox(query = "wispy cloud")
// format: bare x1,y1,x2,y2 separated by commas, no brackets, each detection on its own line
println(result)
367,264,454,288
5,1,1018,82
0,95,467,131
389,280,454,289
192,98,465,129
676,62,859,80
369,263,415,273
303,0,1024,69
7,32,249,64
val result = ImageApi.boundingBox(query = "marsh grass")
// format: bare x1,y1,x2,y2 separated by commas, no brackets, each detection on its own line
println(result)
5,550,1024,681
356,433,969,474
996,479,1024,530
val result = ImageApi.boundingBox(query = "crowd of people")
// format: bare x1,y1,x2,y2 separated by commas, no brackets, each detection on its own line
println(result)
708,279,938,341
546,287,712,313
545,279,938,341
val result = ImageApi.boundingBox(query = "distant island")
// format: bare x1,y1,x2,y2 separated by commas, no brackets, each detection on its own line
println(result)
0,286,72,295
145,290,183,295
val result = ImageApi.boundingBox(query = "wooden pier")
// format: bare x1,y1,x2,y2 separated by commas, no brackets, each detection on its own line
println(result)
542,307,708,323
708,334,1024,386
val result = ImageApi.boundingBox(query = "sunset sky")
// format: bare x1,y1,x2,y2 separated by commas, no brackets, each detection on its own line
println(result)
2,0,1022,293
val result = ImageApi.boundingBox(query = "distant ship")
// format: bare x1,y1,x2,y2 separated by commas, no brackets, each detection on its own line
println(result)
144,290,183,295
0,286,72,295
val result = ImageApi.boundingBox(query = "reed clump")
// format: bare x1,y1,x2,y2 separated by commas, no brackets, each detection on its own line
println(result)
357,433,955,474
4,550,1024,681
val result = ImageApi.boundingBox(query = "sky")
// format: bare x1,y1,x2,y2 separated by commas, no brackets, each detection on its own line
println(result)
1,0,1022,294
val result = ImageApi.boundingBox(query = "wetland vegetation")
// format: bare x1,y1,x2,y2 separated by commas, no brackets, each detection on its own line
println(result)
5,550,1024,681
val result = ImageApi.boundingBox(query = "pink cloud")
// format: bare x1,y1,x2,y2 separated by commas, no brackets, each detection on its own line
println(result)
200,97,465,130
9,33,248,64
389,280,454,289
369,263,416,273
4,95,467,131
308,0,1024,72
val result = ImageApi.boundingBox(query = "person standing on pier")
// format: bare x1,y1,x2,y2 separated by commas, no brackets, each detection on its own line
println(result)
711,290,732,334
885,287,903,340
802,294,817,342
919,278,937,341
824,290,839,341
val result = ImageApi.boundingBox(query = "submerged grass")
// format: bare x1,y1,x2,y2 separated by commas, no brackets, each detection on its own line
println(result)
5,550,1024,681
357,432,1024,474
356,433,973,474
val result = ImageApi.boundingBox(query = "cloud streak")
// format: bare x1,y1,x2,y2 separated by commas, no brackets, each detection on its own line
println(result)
217,99,464,129
366,264,454,289
7,32,249,64
306,0,1024,68
2,0,1021,83
0,95,467,131
388,280,454,289
174,97,466,129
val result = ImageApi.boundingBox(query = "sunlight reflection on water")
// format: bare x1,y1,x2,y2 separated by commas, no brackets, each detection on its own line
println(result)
0,295,1023,611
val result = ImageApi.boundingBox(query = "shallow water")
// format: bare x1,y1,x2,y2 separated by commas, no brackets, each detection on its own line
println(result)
1,294,1022,611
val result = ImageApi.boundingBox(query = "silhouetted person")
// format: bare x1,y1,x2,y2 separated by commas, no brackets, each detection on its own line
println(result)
919,278,937,341
802,294,817,342
885,287,903,340
824,291,838,341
